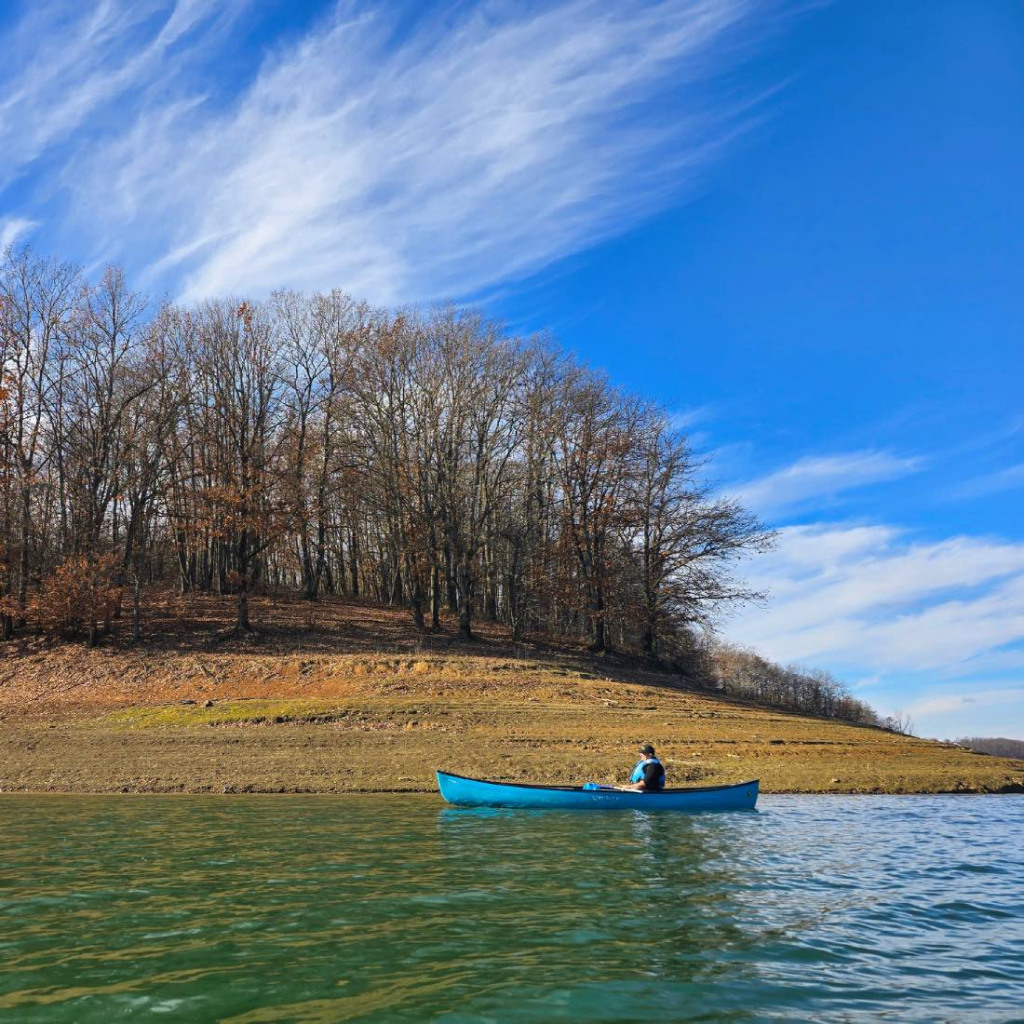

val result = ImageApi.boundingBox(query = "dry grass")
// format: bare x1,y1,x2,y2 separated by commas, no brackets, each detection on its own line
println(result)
1,592,1022,795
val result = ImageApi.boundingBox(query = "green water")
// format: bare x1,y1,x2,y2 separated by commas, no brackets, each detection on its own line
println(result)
1,795,1022,1022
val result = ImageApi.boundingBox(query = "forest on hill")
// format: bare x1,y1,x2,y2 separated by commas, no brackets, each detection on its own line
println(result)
0,248,771,649
1,247,885,729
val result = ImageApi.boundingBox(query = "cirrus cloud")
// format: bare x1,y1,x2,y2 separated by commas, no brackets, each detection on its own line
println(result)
724,518,1024,737
728,522,1024,672
1,0,790,303
725,449,923,519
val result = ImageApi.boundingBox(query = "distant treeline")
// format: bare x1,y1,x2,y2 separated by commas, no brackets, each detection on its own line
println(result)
956,737,1024,759
1,248,773,652
705,645,884,728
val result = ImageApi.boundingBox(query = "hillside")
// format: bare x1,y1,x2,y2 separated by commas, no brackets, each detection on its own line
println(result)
1,593,1022,795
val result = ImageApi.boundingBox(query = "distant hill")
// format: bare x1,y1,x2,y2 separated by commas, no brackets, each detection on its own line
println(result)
956,737,1024,760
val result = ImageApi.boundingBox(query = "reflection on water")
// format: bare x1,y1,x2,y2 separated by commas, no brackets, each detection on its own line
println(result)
0,795,1021,1021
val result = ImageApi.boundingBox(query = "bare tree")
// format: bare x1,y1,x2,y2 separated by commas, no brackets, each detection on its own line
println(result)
551,369,642,651
628,416,773,656
884,710,915,736
0,248,81,627
1,254,778,661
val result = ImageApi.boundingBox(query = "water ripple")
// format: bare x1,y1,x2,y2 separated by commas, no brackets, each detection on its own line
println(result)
0,794,1021,1021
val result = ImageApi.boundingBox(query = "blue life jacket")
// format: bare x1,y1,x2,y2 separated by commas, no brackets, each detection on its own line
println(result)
630,757,664,785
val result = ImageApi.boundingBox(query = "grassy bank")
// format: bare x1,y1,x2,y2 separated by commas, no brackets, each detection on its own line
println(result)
2,595,1022,795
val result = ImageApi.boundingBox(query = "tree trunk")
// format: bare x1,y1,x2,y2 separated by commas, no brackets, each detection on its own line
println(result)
411,576,425,631
133,579,141,643
312,516,327,597
236,528,253,630
485,570,498,621
237,588,250,631
300,529,317,600
444,543,458,612
430,561,441,630
456,560,473,640
590,583,606,652
17,482,30,626
642,592,658,656
349,530,359,597
642,624,655,657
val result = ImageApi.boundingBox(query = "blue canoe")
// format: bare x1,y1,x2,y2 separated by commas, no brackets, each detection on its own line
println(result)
436,770,758,812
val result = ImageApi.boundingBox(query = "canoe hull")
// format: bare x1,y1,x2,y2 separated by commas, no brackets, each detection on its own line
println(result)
436,771,758,812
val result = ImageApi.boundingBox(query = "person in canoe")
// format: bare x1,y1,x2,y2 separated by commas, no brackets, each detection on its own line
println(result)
620,743,666,792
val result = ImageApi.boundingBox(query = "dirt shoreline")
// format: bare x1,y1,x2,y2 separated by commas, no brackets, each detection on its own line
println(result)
3,672,1022,796
3,598,1022,797
3,728,1020,795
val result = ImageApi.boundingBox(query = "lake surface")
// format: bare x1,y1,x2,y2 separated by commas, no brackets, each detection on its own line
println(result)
1,795,1022,1022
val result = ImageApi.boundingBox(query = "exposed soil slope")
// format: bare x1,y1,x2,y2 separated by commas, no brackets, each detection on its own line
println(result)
2,593,1021,794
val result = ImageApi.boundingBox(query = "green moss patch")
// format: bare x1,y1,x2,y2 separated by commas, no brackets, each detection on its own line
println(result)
99,699,370,729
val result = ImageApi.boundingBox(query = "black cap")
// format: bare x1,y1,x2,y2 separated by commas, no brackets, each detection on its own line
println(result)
641,743,655,756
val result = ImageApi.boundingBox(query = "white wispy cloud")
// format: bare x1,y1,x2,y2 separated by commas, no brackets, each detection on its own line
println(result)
0,0,250,194
668,405,717,432
952,462,1024,501
903,684,1024,740
727,522,1024,674
726,450,922,518
906,687,1024,719
0,217,37,250
718,445,1024,736
1,0,787,302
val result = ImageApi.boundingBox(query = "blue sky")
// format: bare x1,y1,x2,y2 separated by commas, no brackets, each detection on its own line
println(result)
1,0,1021,738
